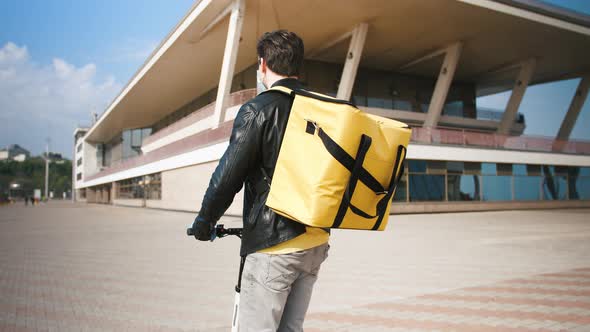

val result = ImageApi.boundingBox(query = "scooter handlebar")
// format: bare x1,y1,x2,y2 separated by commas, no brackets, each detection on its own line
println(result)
186,224,242,238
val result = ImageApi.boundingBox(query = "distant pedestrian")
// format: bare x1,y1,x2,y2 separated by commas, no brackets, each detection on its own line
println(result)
24,196,29,206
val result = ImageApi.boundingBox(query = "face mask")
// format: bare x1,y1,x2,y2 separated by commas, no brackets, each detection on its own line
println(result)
256,68,267,94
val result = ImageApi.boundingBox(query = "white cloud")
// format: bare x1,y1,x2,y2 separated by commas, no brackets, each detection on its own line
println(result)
0,42,122,158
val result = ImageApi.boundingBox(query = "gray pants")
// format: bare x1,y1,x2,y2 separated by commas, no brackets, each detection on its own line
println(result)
238,243,329,332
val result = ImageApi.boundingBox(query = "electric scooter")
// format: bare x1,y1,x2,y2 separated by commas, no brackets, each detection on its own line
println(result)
187,225,244,332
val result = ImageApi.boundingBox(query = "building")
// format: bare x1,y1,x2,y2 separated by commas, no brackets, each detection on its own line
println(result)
72,128,89,202
0,144,30,162
74,0,590,214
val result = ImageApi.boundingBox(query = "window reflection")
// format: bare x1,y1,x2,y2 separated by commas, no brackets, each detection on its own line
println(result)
514,176,541,201
568,167,580,199
576,177,590,199
409,160,427,173
482,175,512,201
397,160,588,204
482,163,496,175
122,127,151,160
513,164,527,176
448,175,480,201
393,175,407,202
409,175,445,201
543,175,567,200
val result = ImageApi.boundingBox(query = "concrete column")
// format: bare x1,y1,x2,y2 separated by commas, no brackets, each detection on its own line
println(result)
424,42,463,128
556,75,590,141
497,59,536,135
336,23,368,101
212,0,245,128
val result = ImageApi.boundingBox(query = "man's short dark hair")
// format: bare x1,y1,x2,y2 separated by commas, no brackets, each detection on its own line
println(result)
257,30,304,77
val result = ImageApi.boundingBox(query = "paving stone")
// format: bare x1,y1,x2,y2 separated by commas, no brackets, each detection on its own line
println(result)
1,202,590,331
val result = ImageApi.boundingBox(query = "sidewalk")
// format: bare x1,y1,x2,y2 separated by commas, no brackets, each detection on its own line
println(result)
1,202,589,331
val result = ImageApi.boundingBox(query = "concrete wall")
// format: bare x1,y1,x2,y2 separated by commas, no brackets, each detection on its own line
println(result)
83,141,100,179
149,161,244,214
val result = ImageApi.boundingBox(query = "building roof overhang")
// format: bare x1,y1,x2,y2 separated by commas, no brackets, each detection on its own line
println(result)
85,0,590,142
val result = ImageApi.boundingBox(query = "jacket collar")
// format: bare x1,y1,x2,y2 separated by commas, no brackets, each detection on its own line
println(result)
271,77,304,90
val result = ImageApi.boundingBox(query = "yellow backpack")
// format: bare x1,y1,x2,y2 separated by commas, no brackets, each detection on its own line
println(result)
263,86,411,231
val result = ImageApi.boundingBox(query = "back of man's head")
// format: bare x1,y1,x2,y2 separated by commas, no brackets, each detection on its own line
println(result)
257,30,304,77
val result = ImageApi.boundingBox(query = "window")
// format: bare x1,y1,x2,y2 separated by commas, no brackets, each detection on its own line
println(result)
76,173,82,181
77,143,82,153
392,172,407,202
527,165,542,176
447,161,464,174
427,161,446,174
464,162,481,175
367,97,393,109
575,177,590,199
497,163,513,176
513,164,527,176
117,176,144,199
77,158,82,166
408,160,427,173
116,173,161,200
122,127,152,160
448,175,480,201
145,173,162,200
514,176,541,200
409,174,445,201
481,163,496,175
443,101,464,117
402,159,587,204
541,165,567,200
482,175,512,201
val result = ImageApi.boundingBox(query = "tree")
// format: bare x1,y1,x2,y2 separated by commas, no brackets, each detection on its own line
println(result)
0,157,72,198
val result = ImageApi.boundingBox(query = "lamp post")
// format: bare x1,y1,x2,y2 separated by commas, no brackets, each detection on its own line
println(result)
44,138,50,200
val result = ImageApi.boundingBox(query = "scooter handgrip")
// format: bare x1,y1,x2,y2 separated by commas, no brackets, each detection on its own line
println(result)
186,228,194,236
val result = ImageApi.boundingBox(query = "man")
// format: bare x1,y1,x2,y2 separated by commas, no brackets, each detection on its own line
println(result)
191,30,329,331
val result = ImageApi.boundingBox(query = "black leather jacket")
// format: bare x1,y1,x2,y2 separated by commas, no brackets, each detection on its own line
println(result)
196,78,307,256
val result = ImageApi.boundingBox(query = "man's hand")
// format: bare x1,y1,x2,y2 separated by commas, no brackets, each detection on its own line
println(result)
191,216,214,241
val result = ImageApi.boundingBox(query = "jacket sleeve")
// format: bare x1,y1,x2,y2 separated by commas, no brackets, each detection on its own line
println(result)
196,103,262,224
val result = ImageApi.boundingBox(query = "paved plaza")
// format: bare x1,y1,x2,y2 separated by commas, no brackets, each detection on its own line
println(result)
1,202,590,331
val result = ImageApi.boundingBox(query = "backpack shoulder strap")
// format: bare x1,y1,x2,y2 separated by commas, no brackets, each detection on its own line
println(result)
258,86,293,96
260,86,357,107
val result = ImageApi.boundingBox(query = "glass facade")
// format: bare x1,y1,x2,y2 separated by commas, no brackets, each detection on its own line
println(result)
482,176,512,201
117,176,144,199
409,174,445,201
116,173,161,200
514,176,542,201
122,128,152,160
145,173,162,200
393,161,590,203
448,175,480,201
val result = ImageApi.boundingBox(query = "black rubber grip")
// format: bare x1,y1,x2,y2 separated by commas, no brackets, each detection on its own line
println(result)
186,228,194,236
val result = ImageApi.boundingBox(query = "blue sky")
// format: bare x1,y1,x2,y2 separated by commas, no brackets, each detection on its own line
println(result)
0,0,193,86
0,0,589,158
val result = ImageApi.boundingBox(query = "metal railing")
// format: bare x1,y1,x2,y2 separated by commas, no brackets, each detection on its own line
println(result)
411,127,590,155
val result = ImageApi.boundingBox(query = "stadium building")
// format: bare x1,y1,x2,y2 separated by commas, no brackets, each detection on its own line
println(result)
73,0,590,214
